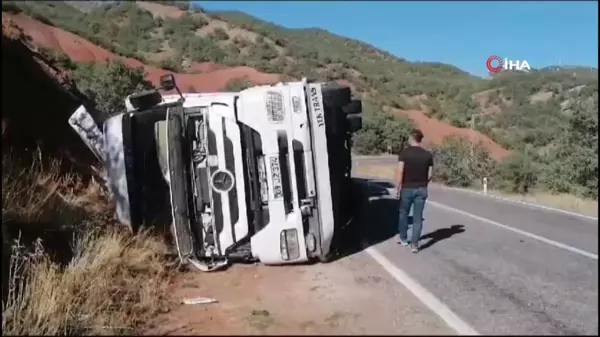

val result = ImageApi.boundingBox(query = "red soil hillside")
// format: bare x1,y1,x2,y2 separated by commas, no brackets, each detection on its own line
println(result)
4,13,281,92
188,62,229,74
390,108,511,160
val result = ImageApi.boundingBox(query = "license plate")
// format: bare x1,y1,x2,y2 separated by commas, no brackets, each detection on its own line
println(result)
269,156,283,199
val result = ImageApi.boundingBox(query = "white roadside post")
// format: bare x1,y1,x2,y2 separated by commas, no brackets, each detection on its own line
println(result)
483,177,488,195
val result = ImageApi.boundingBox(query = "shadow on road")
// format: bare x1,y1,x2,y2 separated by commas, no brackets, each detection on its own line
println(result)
418,224,465,251
329,178,399,262
329,178,467,262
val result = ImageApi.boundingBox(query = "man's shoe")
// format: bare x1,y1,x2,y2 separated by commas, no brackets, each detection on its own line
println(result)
411,245,419,253
397,239,409,246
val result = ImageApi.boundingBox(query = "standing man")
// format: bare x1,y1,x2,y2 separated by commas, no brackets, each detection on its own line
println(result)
395,129,433,253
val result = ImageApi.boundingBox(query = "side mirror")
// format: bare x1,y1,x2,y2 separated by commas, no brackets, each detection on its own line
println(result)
159,73,185,102
160,74,176,91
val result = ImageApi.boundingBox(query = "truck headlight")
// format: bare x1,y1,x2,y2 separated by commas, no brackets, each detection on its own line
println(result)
280,229,300,261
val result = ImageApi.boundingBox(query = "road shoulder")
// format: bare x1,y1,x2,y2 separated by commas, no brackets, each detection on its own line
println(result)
147,252,453,335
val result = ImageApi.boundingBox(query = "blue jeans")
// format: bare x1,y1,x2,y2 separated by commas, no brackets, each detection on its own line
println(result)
398,187,428,245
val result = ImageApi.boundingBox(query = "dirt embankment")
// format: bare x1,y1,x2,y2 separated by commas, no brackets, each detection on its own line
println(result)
1,16,95,164
390,108,511,160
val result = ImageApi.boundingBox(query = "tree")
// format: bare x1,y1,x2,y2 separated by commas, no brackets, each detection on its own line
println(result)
543,93,598,199
431,136,496,187
494,150,539,194
353,108,413,155
70,61,154,120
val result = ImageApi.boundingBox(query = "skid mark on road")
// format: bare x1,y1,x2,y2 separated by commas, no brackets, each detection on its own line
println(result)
364,245,479,335
428,200,598,260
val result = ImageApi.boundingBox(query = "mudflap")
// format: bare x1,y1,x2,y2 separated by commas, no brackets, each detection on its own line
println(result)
165,106,195,263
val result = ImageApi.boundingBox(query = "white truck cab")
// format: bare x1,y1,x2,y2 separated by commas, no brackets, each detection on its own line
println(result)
69,75,362,271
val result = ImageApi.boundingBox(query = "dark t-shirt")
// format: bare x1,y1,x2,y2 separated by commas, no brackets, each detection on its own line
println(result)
397,146,434,189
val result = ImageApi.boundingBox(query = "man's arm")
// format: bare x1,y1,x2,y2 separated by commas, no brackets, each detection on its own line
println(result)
396,151,405,191
427,153,434,182
396,161,405,187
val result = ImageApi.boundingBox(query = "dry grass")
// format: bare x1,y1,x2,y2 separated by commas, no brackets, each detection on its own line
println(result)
2,149,174,335
485,190,598,217
354,162,598,217
354,164,396,182
3,228,172,335
1,149,112,227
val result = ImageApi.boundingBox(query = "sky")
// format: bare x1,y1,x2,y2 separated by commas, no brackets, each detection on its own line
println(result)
197,1,598,77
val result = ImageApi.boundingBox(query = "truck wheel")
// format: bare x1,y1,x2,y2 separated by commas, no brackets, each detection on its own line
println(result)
321,82,351,107
346,114,362,133
342,100,362,115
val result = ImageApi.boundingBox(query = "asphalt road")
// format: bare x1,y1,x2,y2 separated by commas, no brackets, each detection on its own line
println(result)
350,157,598,335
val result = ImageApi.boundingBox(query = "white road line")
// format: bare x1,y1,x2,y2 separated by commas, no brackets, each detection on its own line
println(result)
364,246,480,336
428,200,599,260
438,186,598,221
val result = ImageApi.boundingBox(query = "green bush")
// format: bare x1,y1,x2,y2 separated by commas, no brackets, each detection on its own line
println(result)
38,47,76,70
224,78,254,92
185,37,228,63
232,36,251,48
163,13,206,37
431,136,496,187
493,151,539,194
158,57,182,73
2,2,22,14
353,106,413,155
70,61,154,120
211,27,230,41
248,41,279,61
541,93,598,199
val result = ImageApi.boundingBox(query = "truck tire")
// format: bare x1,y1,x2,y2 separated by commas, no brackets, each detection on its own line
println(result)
342,100,362,115
346,114,362,133
321,82,352,107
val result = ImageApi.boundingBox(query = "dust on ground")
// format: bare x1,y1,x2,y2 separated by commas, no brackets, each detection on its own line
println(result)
148,252,452,335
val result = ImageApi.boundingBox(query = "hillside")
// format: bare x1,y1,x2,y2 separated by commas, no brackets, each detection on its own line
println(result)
2,0,597,199
1,1,500,151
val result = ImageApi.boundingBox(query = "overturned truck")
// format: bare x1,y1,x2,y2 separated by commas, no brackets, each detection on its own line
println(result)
69,75,362,271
